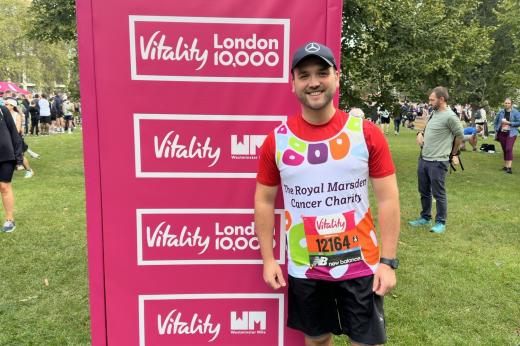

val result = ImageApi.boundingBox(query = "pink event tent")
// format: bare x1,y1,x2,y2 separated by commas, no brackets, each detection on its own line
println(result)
0,82,30,95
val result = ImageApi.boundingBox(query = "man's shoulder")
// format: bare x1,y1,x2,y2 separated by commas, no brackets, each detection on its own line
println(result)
443,108,457,116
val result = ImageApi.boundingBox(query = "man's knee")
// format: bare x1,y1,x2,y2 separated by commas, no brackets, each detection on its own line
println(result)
305,333,332,346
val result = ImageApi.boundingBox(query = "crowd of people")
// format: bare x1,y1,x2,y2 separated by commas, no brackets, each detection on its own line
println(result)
0,89,81,233
357,97,519,175
0,90,82,137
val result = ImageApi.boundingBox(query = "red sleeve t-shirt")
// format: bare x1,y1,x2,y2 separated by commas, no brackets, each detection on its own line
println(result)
257,109,395,186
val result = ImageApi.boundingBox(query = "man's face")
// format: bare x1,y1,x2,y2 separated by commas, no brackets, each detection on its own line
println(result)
291,57,339,111
429,92,441,110
504,99,512,110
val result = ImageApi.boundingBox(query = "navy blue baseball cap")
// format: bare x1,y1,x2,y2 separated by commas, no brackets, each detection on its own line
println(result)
291,42,337,71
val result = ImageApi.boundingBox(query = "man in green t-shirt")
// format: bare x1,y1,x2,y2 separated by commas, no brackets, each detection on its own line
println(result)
409,86,463,233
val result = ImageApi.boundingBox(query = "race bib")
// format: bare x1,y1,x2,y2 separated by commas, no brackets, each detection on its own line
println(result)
302,211,363,270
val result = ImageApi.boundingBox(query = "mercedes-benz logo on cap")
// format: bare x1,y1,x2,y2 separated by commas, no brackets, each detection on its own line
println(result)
305,42,320,53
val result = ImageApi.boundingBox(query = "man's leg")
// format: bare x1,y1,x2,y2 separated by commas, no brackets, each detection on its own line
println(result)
430,161,448,224
305,333,333,346
418,159,432,221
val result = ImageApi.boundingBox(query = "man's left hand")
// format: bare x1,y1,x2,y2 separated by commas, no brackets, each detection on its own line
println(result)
372,264,396,296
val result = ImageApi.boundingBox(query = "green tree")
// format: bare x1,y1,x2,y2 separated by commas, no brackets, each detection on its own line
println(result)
483,0,520,106
28,0,78,97
28,0,77,42
0,0,72,92
341,0,494,110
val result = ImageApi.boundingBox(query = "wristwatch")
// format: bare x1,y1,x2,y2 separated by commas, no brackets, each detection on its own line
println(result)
380,257,399,269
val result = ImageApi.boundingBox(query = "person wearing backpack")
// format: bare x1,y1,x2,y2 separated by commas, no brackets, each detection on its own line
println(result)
493,98,520,174
409,87,463,234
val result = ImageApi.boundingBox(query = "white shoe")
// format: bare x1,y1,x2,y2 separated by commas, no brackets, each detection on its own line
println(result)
24,170,34,179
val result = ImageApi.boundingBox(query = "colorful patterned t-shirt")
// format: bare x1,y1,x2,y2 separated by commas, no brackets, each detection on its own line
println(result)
257,110,395,281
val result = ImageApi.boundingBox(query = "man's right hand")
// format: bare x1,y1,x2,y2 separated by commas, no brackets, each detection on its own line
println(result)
416,132,424,146
263,259,286,290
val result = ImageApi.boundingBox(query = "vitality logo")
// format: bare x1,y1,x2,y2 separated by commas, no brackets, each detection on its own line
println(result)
130,16,290,83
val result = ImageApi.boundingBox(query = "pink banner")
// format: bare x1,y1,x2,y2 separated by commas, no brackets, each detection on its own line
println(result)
137,209,284,264
139,294,283,345
135,114,285,178
130,17,289,82
78,0,343,344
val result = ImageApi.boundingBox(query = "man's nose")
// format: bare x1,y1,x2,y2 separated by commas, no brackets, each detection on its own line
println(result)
309,75,321,87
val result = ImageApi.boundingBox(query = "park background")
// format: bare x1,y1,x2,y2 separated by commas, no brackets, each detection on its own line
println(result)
0,0,519,345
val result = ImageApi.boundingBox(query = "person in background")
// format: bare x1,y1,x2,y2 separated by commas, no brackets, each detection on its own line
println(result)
379,105,391,135
21,94,30,134
62,94,75,134
29,97,40,136
53,91,64,133
38,93,52,135
4,98,34,178
0,102,23,232
493,98,520,174
409,87,463,234
474,104,488,139
460,126,478,152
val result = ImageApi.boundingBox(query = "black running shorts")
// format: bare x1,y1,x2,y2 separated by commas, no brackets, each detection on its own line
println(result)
287,275,387,345
40,116,52,124
0,160,16,183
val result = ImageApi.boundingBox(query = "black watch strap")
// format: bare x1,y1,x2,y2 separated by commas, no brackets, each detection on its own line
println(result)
380,257,399,269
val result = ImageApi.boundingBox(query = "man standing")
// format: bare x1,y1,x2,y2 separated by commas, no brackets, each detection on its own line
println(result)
409,87,463,233
255,42,400,346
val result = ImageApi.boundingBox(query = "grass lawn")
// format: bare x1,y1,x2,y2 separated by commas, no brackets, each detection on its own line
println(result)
0,126,519,345
0,131,89,345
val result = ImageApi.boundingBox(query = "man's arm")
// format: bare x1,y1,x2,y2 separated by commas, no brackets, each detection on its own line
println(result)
447,116,464,164
371,173,400,296
254,182,286,289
